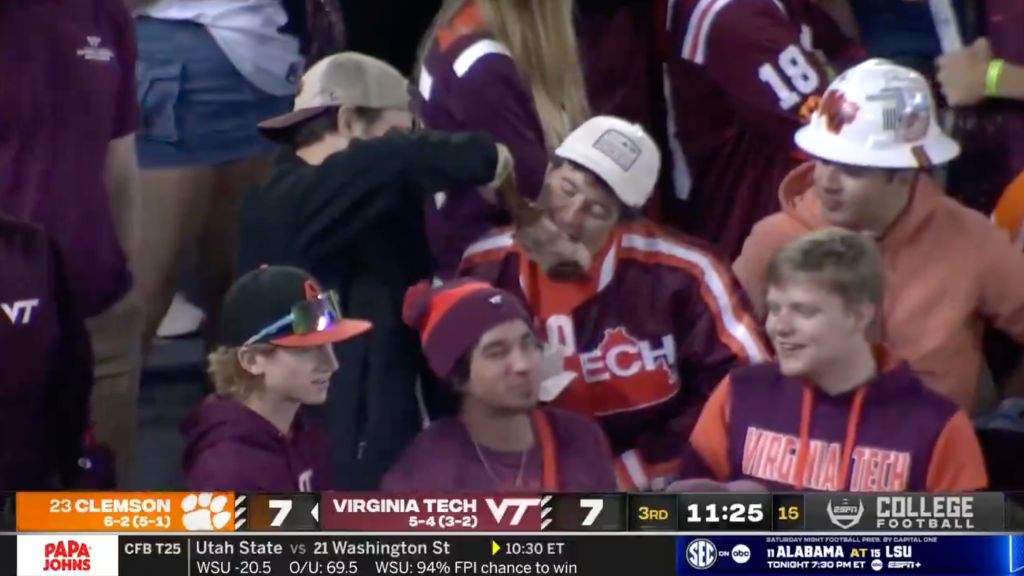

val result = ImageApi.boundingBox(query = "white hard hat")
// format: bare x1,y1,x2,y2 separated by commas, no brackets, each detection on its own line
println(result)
554,116,661,208
795,59,960,169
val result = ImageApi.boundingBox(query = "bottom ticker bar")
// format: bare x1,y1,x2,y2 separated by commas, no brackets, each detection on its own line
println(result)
11,533,1024,575
117,535,674,576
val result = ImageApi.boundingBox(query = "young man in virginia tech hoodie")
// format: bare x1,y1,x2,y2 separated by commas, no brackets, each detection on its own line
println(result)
683,228,987,492
182,266,372,491
733,59,1024,415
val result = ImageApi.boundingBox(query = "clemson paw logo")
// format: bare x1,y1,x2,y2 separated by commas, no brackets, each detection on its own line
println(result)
181,493,232,531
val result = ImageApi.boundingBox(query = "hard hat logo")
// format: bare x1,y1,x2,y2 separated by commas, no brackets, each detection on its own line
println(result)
819,90,860,134
866,83,932,144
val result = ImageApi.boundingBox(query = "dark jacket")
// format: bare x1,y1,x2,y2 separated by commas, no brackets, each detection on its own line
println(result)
0,215,93,489
237,129,501,489
182,396,331,491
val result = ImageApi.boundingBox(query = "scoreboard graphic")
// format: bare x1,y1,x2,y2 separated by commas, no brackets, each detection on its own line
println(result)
0,491,1021,575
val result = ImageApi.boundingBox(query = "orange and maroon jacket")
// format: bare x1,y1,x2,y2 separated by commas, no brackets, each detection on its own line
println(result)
460,220,769,490
681,350,988,492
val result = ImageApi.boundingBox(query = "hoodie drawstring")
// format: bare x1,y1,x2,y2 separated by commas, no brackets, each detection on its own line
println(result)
791,385,866,490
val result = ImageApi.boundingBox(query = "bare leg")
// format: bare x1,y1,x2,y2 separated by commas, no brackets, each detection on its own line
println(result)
135,166,217,353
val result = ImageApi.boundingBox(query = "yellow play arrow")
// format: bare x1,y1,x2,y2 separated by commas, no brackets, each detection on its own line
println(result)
492,541,501,556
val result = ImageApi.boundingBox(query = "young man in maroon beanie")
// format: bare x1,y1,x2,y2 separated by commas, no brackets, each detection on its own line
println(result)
380,279,616,492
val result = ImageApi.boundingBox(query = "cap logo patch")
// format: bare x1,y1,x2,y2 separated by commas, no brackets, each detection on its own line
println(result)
489,295,502,304
303,279,322,300
865,74,931,143
592,130,640,172
818,90,860,134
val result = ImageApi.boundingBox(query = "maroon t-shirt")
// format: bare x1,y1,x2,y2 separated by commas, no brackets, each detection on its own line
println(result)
379,409,618,492
0,0,138,317
662,0,859,260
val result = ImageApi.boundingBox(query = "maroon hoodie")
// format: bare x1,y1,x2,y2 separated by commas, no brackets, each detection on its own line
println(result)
680,350,988,492
380,409,617,491
182,396,331,491
0,215,93,489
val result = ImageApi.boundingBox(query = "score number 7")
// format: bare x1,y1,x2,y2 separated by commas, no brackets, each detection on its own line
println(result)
579,499,604,527
269,499,293,527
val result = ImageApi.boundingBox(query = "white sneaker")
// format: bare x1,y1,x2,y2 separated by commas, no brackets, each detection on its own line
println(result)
156,294,205,338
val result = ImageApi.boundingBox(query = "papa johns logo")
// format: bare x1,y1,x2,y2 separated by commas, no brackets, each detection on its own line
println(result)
43,539,92,572
686,539,718,570
827,498,865,530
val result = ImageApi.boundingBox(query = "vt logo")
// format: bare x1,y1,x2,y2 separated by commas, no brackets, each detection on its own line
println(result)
2,299,39,325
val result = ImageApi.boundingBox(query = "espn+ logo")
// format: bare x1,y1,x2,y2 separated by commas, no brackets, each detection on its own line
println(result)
43,539,92,571
685,539,751,570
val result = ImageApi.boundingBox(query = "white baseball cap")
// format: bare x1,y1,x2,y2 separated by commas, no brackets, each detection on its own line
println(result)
554,116,661,208
795,59,960,168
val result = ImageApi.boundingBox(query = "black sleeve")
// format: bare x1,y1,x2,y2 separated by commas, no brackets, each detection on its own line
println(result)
289,129,499,259
42,238,95,487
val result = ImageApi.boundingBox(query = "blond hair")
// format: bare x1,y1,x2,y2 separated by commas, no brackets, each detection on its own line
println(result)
207,346,265,399
766,228,884,309
418,0,590,148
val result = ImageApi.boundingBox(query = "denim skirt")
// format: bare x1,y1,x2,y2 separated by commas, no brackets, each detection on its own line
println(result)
134,17,294,169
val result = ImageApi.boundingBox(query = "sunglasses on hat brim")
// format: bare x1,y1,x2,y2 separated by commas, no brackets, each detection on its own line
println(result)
244,290,372,347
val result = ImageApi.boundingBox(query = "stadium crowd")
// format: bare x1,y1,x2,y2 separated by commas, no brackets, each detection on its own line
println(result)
2,0,1024,497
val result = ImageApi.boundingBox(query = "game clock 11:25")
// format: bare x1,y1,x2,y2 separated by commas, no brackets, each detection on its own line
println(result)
676,493,773,532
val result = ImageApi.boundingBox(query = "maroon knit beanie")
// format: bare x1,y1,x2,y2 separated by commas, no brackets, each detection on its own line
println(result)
402,279,535,381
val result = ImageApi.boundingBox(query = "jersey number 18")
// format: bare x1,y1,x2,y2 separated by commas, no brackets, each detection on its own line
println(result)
757,25,822,109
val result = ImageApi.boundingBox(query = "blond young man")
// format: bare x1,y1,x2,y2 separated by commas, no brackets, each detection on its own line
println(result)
682,229,987,493
182,266,371,491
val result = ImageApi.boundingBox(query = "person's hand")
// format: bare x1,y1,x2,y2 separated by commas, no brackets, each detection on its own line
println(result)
936,38,994,106
487,143,514,188
493,166,592,277
513,215,592,278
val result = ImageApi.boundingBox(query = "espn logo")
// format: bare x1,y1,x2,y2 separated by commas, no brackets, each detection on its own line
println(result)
887,561,916,569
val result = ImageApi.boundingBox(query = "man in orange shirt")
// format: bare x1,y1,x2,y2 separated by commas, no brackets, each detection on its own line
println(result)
733,59,1024,414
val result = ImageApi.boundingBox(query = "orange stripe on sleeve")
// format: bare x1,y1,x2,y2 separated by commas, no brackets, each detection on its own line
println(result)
688,377,733,480
457,230,516,274
617,227,769,363
925,410,988,492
